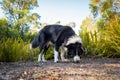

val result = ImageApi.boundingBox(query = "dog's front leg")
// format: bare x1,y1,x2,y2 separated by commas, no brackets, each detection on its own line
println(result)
60,47,69,62
60,52,69,62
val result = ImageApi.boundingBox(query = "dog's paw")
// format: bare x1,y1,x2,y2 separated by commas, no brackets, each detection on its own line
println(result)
54,59,59,63
62,59,69,62
42,60,47,62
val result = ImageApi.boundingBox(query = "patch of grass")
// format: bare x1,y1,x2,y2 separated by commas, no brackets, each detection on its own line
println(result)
0,38,38,62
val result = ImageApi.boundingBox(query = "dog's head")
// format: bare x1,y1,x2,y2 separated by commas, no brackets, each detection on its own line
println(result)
65,35,85,62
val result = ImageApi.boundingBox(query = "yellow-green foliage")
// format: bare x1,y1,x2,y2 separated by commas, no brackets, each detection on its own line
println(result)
0,38,38,62
103,16,120,57
45,46,54,60
80,16,120,58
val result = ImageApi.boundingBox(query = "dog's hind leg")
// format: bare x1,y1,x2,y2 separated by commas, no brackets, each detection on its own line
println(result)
42,46,48,62
38,45,44,62
42,54,46,62
41,42,50,62
38,53,42,62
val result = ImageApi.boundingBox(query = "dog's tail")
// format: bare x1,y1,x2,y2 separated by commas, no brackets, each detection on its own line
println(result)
30,35,40,50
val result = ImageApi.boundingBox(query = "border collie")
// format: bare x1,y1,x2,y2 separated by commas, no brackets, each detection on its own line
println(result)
30,25,85,62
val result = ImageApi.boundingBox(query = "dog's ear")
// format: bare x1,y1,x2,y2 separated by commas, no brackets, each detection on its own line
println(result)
64,45,69,48
64,45,71,49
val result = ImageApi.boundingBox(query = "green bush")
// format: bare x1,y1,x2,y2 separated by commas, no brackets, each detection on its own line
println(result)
0,38,38,62
80,16,120,58
45,46,54,60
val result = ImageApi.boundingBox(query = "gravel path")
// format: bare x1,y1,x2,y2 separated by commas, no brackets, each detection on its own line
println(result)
0,58,120,80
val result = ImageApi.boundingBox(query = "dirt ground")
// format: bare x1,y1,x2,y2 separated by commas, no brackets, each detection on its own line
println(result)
0,58,120,80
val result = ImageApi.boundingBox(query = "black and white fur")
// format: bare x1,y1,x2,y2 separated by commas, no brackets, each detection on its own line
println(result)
30,25,85,62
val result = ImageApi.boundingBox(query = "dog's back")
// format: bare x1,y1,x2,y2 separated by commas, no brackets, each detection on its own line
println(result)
41,25,75,43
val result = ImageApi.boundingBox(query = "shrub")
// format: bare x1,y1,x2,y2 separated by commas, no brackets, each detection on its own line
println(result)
0,38,38,62
80,16,120,58
45,46,54,60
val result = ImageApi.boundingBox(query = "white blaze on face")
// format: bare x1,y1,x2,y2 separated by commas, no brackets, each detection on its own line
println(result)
73,55,80,62
66,35,82,46
30,43,33,50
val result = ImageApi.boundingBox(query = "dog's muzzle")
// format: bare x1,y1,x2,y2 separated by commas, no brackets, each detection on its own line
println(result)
73,55,80,62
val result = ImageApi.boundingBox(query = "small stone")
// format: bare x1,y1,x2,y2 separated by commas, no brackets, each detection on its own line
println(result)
24,71,27,75
19,78,24,80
